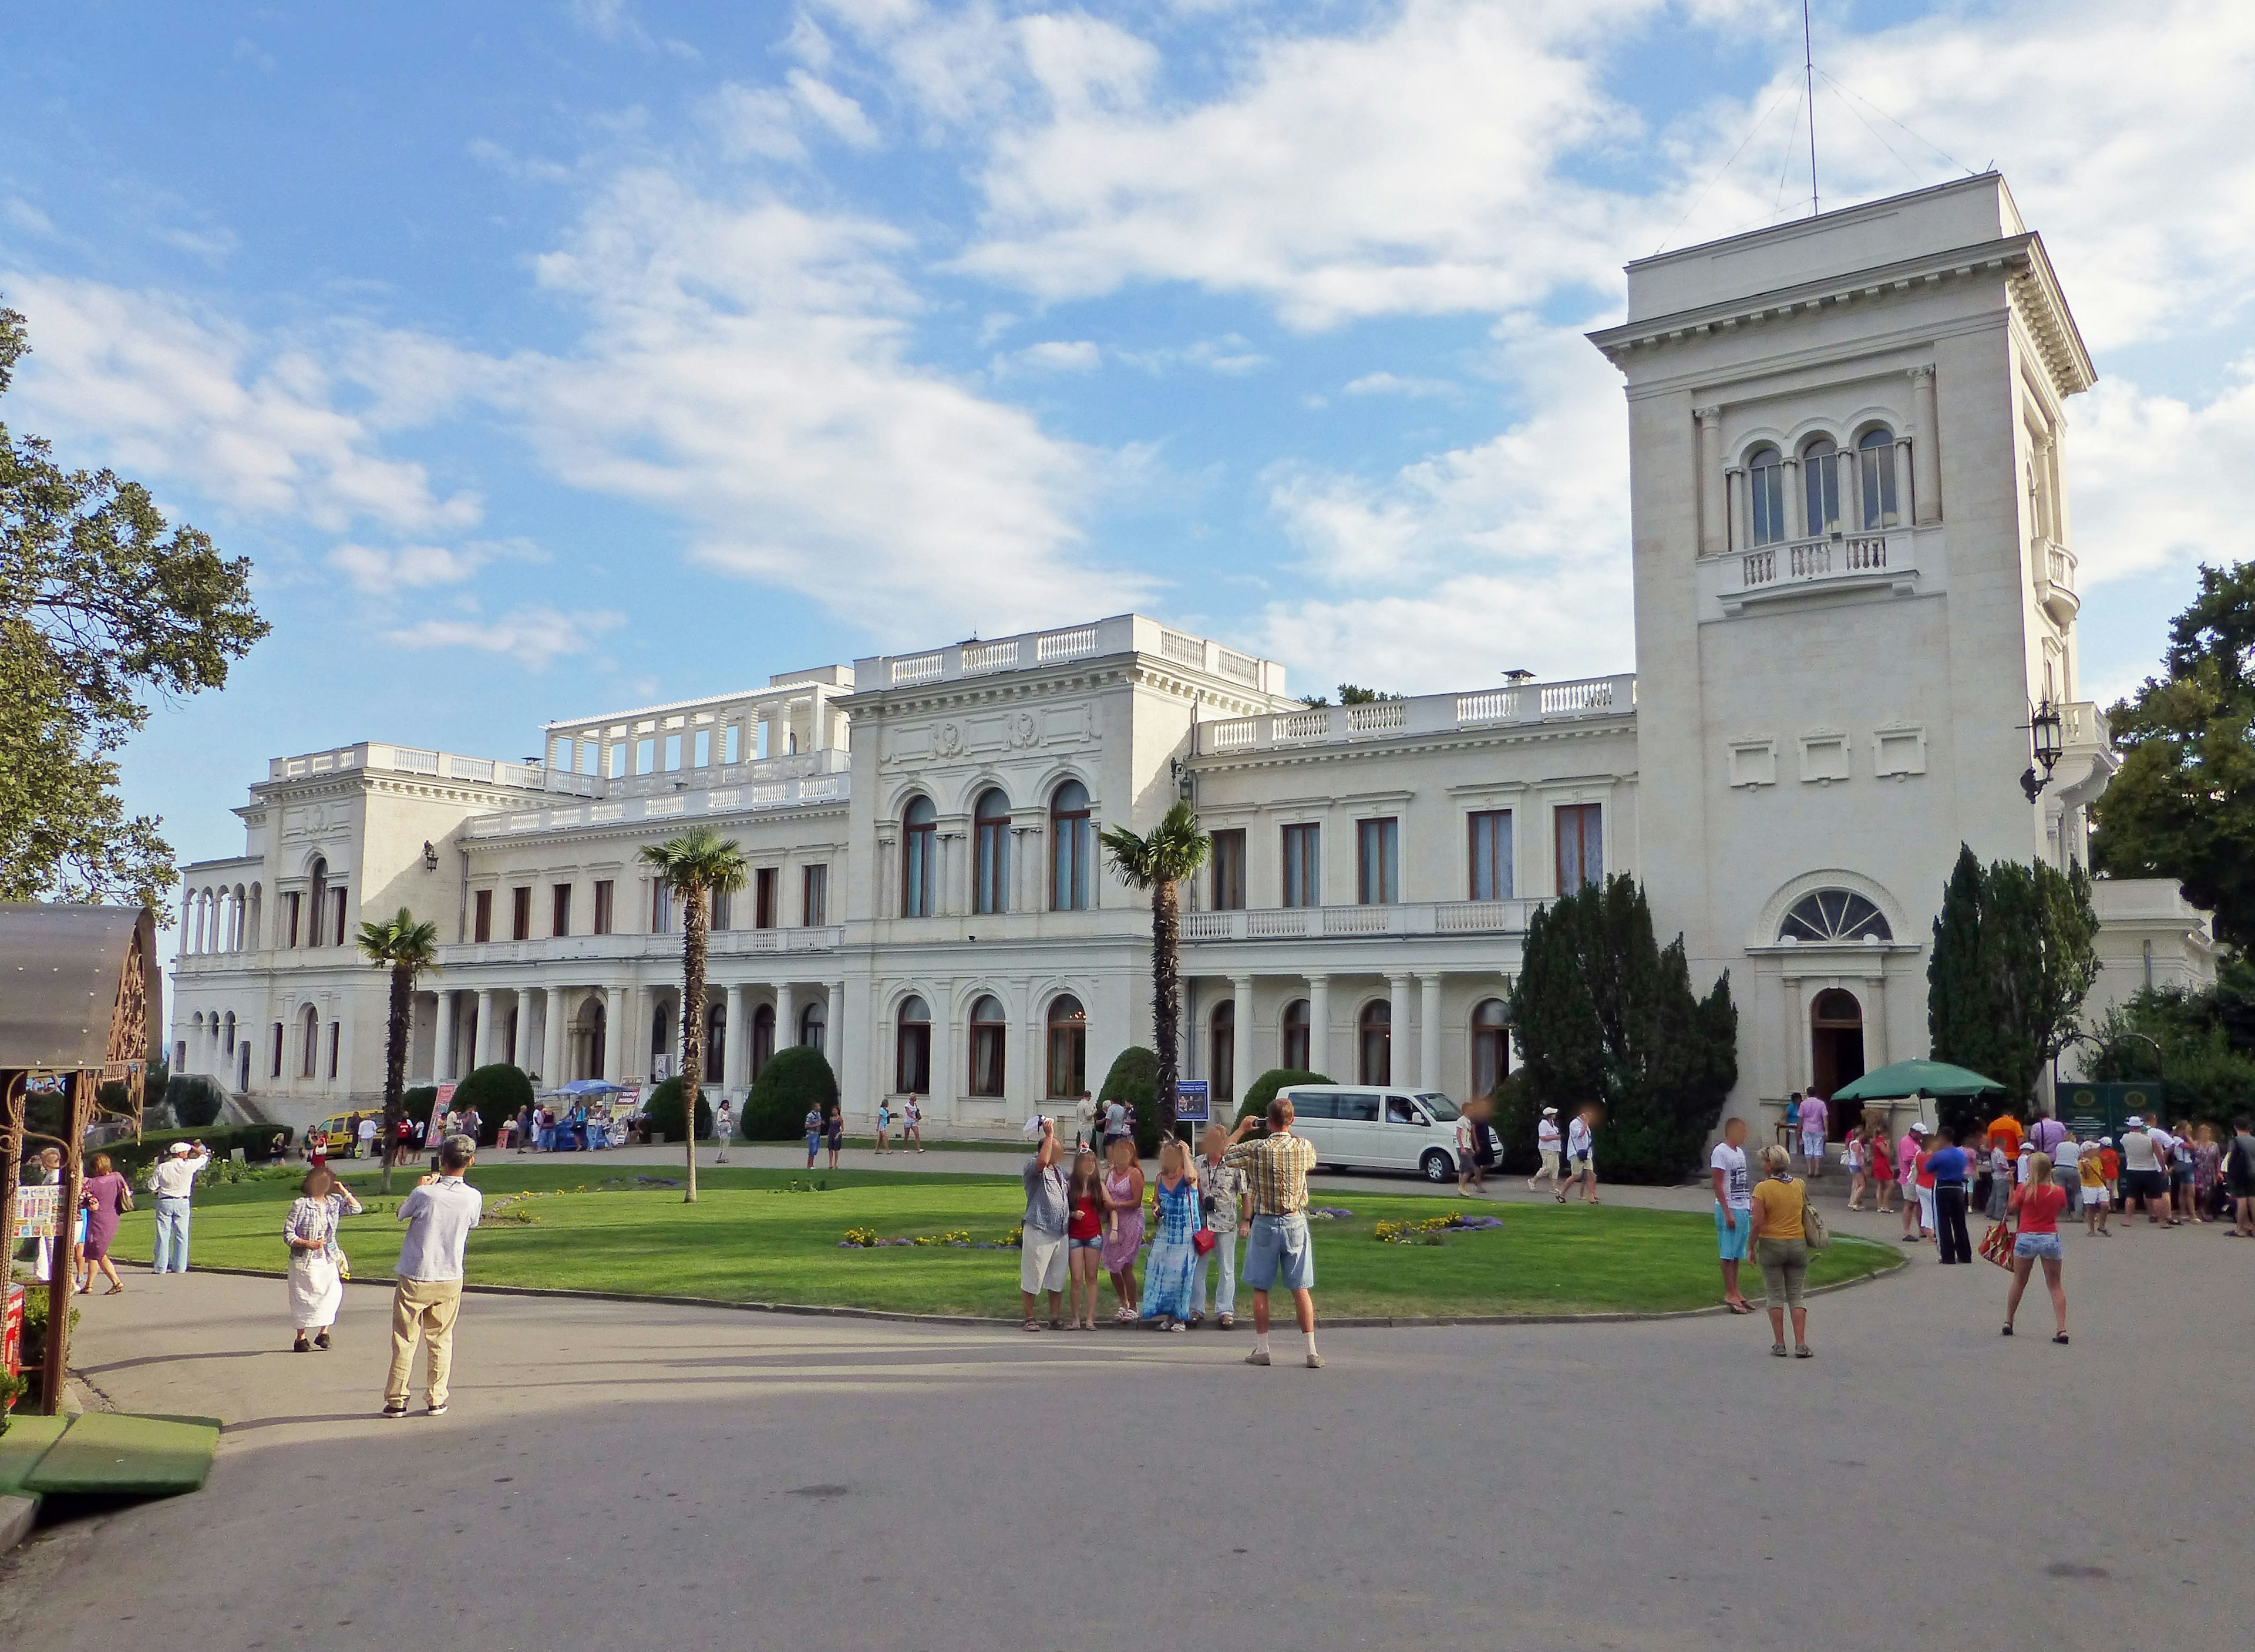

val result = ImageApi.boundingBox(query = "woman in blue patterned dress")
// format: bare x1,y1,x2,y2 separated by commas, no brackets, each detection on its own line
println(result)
284,1166,364,1352
1140,1138,1203,1331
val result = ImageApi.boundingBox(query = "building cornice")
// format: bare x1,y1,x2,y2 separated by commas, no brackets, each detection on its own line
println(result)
1187,712,1638,778
1588,233,2095,399
461,799,852,856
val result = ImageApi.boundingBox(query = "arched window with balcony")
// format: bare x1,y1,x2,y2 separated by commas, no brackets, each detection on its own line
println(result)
1047,994,1087,1099
1357,1000,1391,1085
968,994,1007,1097
1050,780,1093,910
896,995,931,1094
901,796,937,917
1471,998,1510,1098
1747,445,1786,546
1281,998,1311,1072
973,788,1011,914
1802,436,1841,536
1857,426,1898,529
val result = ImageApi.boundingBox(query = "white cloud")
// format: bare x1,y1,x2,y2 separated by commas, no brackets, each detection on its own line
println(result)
787,70,881,149
2,271,479,535
1005,339,1101,372
382,604,626,669
1256,320,1634,691
504,171,1148,639
1344,371,1459,398
2067,361,2255,588
154,225,240,264
326,537,543,594
706,83,809,160
1114,334,1268,376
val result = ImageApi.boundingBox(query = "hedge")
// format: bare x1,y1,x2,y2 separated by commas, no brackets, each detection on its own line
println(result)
643,1077,713,1144
448,1064,534,1145
96,1123,295,1176
744,1046,840,1140
1098,1047,1166,1156
1235,1068,1332,1127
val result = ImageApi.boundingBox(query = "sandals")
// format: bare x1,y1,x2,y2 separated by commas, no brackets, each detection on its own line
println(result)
1793,1345,1813,1359
1048,1318,1065,1331
1022,1320,1042,1333
1724,1301,1753,1315
2001,1324,2014,1337
2052,1333,2070,1344
1217,1315,1234,1330
1770,1343,1788,1358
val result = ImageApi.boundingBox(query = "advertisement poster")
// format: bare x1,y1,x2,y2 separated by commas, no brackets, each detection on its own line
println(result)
428,1081,457,1142
1174,1080,1211,1125
12,1184,60,1243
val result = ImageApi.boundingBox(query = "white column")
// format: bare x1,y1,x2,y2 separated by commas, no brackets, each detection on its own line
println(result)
1726,467,1746,556
1231,975,1255,1113
776,981,797,1051
1419,974,1442,1096
1783,456,1805,539
931,992,955,1125
435,991,459,1083
604,986,626,1084
1891,438,1913,531
1781,977,1804,1096
1863,973,1890,1074
1388,974,1413,1087
543,988,568,1087
1307,975,1331,1078
520,988,544,1076
474,988,497,1069
1910,366,1941,526
1695,406,1725,558
829,981,846,1061
723,984,748,1092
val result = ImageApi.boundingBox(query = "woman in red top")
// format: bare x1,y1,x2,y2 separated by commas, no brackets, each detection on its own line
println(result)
1063,1149,1106,1332
2003,1150,2070,1343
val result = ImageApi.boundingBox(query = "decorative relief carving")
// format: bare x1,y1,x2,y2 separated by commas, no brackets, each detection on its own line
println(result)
1009,710,1039,749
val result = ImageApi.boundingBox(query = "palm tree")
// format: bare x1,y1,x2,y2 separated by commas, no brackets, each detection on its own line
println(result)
356,907,440,1196
640,827,749,1203
1099,800,1211,1137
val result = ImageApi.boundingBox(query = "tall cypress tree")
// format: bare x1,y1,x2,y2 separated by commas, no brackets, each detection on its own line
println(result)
1928,843,2100,1112
1928,844,1996,1086
1510,874,1738,1182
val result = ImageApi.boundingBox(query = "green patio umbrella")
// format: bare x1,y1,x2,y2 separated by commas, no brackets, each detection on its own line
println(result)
1832,1059,2005,1101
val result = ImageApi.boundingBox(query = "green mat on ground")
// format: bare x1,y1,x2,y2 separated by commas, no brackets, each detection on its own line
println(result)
21,1412,219,1496
0,1415,71,1495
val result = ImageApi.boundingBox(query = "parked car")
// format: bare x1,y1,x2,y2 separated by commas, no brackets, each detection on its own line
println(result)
1275,1085,1466,1182
308,1108,385,1158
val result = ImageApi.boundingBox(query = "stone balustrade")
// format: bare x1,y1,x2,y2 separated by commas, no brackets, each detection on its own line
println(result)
1180,899,1537,941
1199,675,1634,755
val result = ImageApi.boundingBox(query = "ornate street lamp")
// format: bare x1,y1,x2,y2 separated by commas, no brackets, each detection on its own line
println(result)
2020,698,2065,803
422,840,440,872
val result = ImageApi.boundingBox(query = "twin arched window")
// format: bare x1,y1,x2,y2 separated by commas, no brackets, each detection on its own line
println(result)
1744,426,1900,546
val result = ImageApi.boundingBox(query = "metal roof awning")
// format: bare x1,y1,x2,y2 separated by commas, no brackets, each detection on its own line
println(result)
0,903,160,1072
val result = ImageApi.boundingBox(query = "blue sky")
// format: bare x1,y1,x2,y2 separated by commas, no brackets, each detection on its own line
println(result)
6,1,2251,953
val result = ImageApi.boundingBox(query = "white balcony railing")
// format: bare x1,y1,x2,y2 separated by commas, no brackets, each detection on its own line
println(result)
1199,675,1633,756
859,616,1284,695
1182,899,1537,942
1718,529,1916,611
267,741,603,795
463,761,850,839
437,926,845,970
2035,537,2078,623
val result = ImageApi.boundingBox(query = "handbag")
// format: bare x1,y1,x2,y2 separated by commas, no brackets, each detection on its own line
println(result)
1800,1180,1831,1251
1978,1221,2015,1270
1192,1227,1217,1256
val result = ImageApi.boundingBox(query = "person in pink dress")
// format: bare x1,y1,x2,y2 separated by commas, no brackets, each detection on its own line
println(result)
77,1152,134,1295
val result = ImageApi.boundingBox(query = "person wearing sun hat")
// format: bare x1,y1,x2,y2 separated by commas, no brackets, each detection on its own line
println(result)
1896,1122,1926,1243
146,1139,212,1274
1529,1106,1563,1197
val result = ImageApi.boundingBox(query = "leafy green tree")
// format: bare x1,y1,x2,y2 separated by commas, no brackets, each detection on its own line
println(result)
743,1045,840,1141
356,907,440,1193
0,300,268,911
639,828,749,1203
1296,684,1402,708
1098,1046,1162,1157
642,1076,713,1146
1234,1068,1332,1126
1099,801,1210,1132
1507,874,1738,1183
449,1063,533,1145
2091,560,2255,947
1927,845,2101,1109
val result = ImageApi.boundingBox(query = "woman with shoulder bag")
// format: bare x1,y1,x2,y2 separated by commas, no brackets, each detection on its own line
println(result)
2002,1151,2069,1343
1747,1145,1815,1360
284,1165,364,1352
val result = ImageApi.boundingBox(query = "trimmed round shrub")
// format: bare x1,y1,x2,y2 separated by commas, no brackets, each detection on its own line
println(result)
744,1046,840,1140
643,1076,713,1143
166,1074,228,1128
1098,1046,1164,1156
1234,1068,1332,1128
449,1065,533,1145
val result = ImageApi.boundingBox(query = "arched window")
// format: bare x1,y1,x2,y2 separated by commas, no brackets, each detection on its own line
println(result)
223,1010,237,1055
233,884,248,950
576,996,608,1082
1857,426,1898,529
705,1001,725,1084
901,796,937,917
1471,998,1510,1098
973,788,1011,915
1779,890,1892,944
750,1003,775,1080
651,1001,671,1073
1747,445,1786,546
248,885,262,950
799,998,826,1055
1047,994,1087,1099
298,1004,319,1078
1358,1000,1391,1086
1051,780,1092,911
968,994,1007,1097
1281,997,1311,1072
1802,436,1840,535
308,858,328,948
896,995,931,1094
1210,1000,1236,1112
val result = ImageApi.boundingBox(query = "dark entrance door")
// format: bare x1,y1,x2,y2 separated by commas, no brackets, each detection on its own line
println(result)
1809,988,1865,1123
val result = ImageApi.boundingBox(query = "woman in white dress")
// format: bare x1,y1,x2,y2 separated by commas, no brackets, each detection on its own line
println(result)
284,1166,363,1352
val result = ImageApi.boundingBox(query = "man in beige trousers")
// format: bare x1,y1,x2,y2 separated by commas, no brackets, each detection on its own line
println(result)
382,1133,483,1418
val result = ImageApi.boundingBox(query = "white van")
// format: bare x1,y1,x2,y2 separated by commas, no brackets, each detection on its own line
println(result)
1275,1085,1467,1182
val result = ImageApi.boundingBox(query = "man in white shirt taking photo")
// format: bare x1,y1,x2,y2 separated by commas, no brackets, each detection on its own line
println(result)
383,1133,483,1418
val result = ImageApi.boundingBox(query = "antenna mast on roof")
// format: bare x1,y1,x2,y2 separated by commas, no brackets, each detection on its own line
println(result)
1802,0,1819,216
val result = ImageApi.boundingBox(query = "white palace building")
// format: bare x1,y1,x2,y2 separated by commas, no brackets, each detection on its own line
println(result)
168,175,2217,1138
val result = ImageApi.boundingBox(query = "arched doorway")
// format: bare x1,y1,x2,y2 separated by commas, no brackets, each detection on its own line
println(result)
1209,1000,1236,1112
751,1003,776,1081
573,996,606,1082
1809,988,1865,1119
1046,994,1086,1099
1470,998,1510,1098
1358,1000,1390,1085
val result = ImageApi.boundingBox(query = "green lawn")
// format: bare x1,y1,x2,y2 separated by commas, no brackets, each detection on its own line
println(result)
104,1163,1899,1320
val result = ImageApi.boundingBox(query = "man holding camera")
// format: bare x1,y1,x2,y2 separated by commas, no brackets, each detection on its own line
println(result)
1019,1116,1070,1331
1225,1098,1323,1368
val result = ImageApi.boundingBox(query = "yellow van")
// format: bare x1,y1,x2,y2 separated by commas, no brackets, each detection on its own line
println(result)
309,1109,385,1158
